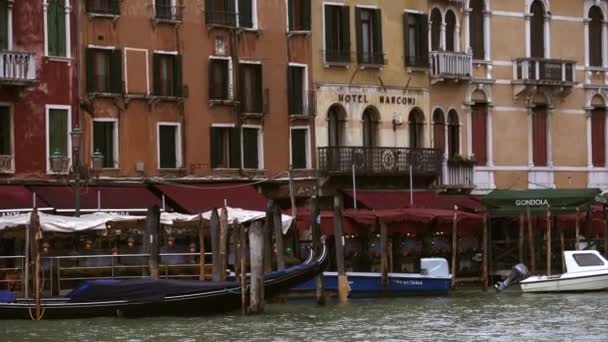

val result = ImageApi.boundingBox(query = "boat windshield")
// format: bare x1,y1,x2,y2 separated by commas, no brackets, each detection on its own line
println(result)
573,253,606,267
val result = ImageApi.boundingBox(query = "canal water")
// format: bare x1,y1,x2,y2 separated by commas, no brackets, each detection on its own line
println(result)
1,290,607,342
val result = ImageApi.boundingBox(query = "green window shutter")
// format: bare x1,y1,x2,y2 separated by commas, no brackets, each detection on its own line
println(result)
49,109,68,158
301,0,311,31
210,127,222,168
204,0,212,23
255,64,263,113
242,128,258,169
419,14,429,67
288,66,303,115
287,0,295,31
373,9,383,65
55,0,66,57
287,66,295,114
173,54,183,97
47,0,58,56
0,107,10,156
110,49,122,94
111,0,120,15
355,8,362,64
291,129,307,169
209,59,217,99
86,48,95,92
340,6,351,62
153,54,161,95
0,1,8,50
228,127,241,168
403,13,409,66
238,0,253,28
225,0,236,26
324,6,335,57
159,126,177,168
94,121,115,168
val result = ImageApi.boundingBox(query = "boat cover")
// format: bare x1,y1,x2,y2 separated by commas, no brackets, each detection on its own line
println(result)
66,279,239,303
0,290,15,303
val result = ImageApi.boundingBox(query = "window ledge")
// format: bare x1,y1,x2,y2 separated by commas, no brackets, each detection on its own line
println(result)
239,27,262,35
153,17,183,25
158,167,186,173
287,30,311,37
473,59,492,65
152,95,184,102
240,112,263,118
89,92,122,98
289,114,313,120
0,169,15,175
44,56,73,64
209,99,236,107
406,66,429,73
87,13,120,20
585,66,608,72
358,63,384,70
324,61,351,69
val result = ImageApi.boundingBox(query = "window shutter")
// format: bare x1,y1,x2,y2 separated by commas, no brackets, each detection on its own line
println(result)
225,0,236,26
55,0,66,57
209,59,217,99
159,126,177,169
242,128,259,169
471,104,487,165
0,107,10,155
532,108,547,166
49,109,68,157
288,0,295,31
287,66,295,115
0,1,8,50
229,127,241,168
340,6,351,62
530,2,545,58
238,65,246,112
291,129,307,169
210,127,222,168
373,9,383,64
111,0,120,15
173,54,183,97
470,0,485,60
153,54,161,95
419,14,429,67
238,0,253,28
86,48,95,93
47,0,58,56
324,5,335,59
256,64,263,113
355,7,362,64
293,67,303,114
110,49,122,94
103,122,114,168
403,13,409,66
301,0,311,31
592,109,606,167
205,0,213,24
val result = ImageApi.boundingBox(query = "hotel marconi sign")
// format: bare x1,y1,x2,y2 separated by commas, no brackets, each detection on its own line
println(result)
337,93,417,106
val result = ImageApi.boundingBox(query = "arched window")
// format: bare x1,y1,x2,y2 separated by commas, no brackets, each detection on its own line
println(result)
409,109,425,149
328,105,343,147
589,6,604,67
591,96,607,167
431,8,442,51
362,107,378,147
532,105,548,166
469,0,485,60
530,0,546,58
471,102,487,165
448,110,460,158
445,10,456,52
433,109,445,152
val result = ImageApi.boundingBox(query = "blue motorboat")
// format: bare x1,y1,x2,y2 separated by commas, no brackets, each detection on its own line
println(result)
292,258,451,297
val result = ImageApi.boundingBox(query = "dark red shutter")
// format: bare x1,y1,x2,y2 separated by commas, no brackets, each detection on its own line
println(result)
472,104,487,165
530,1,545,58
433,111,445,152
592,109,606,167
532,107,547,166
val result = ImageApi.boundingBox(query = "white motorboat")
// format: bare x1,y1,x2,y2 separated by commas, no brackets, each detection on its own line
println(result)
495,250,608,293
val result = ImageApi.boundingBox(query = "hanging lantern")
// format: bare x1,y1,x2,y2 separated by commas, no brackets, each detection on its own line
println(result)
49,149,65,173
127,237,135,248
189,243,196,253
92,149,104,172
42,241,50,254
85,239,93,250
70,127,82,151
111,247,118,256
167,236,175,248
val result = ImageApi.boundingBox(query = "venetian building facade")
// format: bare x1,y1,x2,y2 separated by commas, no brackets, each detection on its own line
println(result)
429,0,608,193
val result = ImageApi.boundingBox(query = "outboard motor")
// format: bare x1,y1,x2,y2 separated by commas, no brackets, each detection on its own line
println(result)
494,264,530,293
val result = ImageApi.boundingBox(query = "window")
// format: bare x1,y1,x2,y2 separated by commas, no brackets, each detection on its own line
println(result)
591,108,605,167
430,8,441,51
209,58,231,101
155,0,180,21
530,0,546,58
448,110,460,158
238,0,255,29
205,0,236,27
355,7,383,65
328,105,343,147
433,109,445,152
0,106,11,157
362,107,377,147
0,0,8,50
242,127,261,169
288,65,306,115
445,10,456,52
86,48,122,94
153,53,182,97
46,106,70,172
532,106,547,167
47,0,67,57
469,0,485,60
573,253,606,267
93,120,116,168
409,109,424,148
239,63,263,114
158,124,181,169
288,0,311,31
86,0,120,15
210,126,241,169
403,13,429,68
324,5,351,63
291,128,309,169
589,6,604,67
471,103,487,165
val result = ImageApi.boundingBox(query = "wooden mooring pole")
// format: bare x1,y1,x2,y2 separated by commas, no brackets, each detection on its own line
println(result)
527,207,535,273
145,205,161,278
334,194,349,303
546,209,552,276
604,206,608,256
451,206,458,289
380,222,389,289
239,223,247,315
263,200,274,273
519,213,525,263
219,208,229,281
248,221,264,314
575,208,580,250
273,204,286,270
29,209,42,320
199,216,206,280
210,209,221,281
310,193,325,305
560,227,566,273
482,213,488,290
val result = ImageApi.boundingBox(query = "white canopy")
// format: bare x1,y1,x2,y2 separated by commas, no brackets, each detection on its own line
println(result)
201,207,294,234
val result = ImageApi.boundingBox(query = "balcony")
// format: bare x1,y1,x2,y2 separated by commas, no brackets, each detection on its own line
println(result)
0,51,36,85
205,11,237,27
513,58,577,97
0,155,13,173
442,159,475,190
318,146,443,177
430,51,472,82
154,4,182,23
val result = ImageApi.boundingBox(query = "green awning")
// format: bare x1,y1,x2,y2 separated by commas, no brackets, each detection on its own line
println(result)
482,189,602,216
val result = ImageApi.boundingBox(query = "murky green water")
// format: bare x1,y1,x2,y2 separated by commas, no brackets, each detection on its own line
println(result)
1,290,607,342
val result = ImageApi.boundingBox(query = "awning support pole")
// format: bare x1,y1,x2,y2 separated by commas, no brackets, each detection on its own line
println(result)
527,206,535,273
334,193,349,303
451,206,458,289
263,200,273,273
273,203,286,270
604,205,608,257
546,208,552,276
482,213,488,291
239,223,247,314
519,213,524,263
560,226,566,273
352,164,357,209
310,191,325,306
24,220,30,298
380,222,389,288
575,208,580,251
145,205,161,278
219,207,229,281
198,215,206,281
210,209,221,282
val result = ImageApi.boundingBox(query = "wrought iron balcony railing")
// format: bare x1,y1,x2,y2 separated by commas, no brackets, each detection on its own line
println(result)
514,58,576,85
205,10,237,27
0,51,36,84
154,4,182,22
443,159,475,189
430,51,472,80
86,0,120,15
318,146,443,176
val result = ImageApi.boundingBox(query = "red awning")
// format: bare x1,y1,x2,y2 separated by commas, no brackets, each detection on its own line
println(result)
155,183,266,214
344,190,484,213
0,185,51,212
29,185,162,213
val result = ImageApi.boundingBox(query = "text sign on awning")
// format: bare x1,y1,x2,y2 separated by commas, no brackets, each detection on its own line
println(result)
482,189,602,216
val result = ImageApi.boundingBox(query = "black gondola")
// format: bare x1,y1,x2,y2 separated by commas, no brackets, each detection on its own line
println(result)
0,245,327,320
